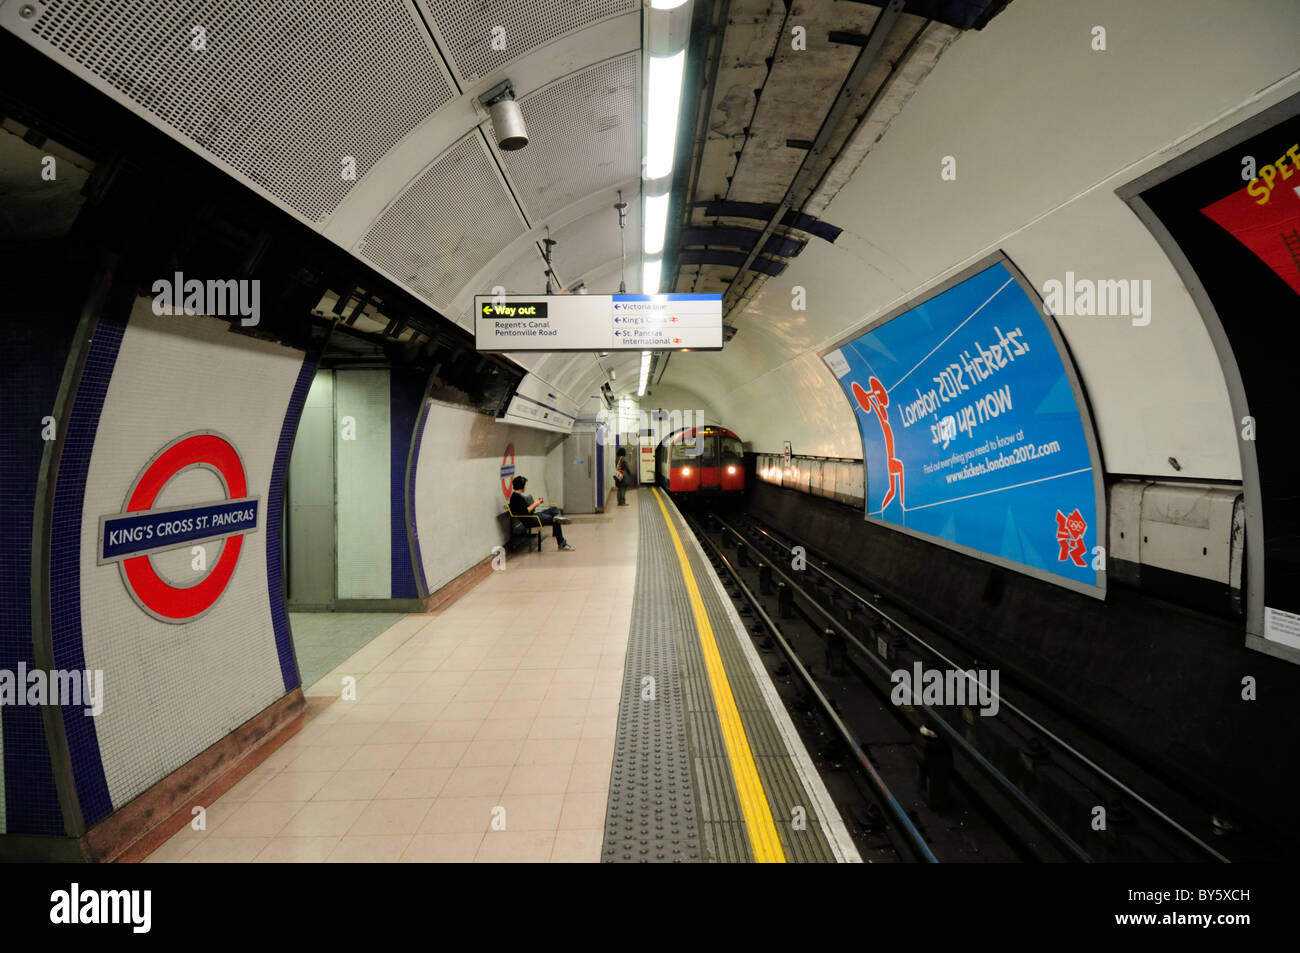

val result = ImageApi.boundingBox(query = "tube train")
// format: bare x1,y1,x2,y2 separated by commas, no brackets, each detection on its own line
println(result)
655,426,746,496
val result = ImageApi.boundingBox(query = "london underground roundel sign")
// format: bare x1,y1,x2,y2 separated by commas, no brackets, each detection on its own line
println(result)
97,431,260,623
500,443,515,499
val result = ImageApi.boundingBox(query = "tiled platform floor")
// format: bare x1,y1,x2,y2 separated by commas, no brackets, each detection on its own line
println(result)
289,611,406,689
146,492,638,863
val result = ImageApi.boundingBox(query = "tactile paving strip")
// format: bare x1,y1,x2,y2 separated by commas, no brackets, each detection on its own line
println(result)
664,498,838,863
601,492,703,862
604,491,840,862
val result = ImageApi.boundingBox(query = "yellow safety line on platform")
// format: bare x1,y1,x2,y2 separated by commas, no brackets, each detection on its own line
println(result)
651,488,786,863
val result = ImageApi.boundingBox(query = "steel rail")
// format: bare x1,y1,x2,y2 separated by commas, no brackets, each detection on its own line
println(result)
691,518,938,863
711,514,1095,862
727,516,1231,863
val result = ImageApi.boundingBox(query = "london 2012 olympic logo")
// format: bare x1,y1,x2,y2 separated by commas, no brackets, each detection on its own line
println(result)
97,431,260,623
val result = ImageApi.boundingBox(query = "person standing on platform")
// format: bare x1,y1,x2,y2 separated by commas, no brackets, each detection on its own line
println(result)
614,447,629,506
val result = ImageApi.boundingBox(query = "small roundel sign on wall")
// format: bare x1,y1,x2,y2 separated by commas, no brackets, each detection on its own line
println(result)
500,443,516,499
97,431,260,624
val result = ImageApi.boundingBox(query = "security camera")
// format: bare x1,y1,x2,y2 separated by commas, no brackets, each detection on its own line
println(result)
480,80,528,151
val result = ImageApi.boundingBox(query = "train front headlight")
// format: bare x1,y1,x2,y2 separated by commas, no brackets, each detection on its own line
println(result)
682,467,691,476
726,466,736,474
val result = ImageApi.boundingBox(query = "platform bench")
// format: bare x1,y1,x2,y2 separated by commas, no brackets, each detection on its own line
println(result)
502,506,543,552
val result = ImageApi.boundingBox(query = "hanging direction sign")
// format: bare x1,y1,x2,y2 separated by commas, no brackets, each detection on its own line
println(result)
475,293,723,352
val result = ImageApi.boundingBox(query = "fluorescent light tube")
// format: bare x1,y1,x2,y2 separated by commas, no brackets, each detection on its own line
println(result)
642,259,662,294
638,350,651,396
643,191,670,255
645,50,685,180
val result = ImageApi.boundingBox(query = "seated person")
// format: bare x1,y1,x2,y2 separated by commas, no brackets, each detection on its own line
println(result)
508,475,574,551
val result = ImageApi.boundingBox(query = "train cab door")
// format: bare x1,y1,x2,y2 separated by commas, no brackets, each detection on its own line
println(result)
698,431,721,489
720,434,745,490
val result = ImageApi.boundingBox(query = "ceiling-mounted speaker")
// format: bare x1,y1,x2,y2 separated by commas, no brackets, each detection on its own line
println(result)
481,81,528,151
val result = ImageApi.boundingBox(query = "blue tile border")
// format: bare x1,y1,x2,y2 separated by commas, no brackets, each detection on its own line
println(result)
48,315,126,828
390,369,424,600
407,400,431,597
1,323,75,835
267,354,317,692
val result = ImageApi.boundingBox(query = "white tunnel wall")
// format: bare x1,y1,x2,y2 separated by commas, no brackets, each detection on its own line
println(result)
642,382,715,420
667,0,1300,478
543,436,565,512
648,379,798,450
411,402,566,592
702,353,864,458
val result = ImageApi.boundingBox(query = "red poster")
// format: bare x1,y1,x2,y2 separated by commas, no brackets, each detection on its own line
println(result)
1200,152,1300,297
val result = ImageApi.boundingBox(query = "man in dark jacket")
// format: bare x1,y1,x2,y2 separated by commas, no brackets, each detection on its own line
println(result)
508,475,574,550
614,448,629,506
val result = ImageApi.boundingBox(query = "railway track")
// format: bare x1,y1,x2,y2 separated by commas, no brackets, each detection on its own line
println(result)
683,505,1267,863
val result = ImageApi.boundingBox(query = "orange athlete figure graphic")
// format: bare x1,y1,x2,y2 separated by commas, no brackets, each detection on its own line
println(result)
852,377,905,512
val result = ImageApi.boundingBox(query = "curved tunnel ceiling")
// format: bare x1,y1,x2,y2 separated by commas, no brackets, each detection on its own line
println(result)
658,0,1299,483
3,0,1012,411
5,0,649,405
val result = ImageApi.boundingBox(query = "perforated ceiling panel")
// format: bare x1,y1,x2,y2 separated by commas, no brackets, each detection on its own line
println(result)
422,0,637,83
546,198,641,288
22,0,454,223
489,245,552,298
500,53,640,223
484,194,639,301
359,134,525,315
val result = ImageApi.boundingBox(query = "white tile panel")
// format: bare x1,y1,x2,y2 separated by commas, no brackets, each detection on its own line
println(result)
77,301,301,810
412,401,566,592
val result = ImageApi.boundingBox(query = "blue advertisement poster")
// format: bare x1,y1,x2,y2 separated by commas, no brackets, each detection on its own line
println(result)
823,256,1103,593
